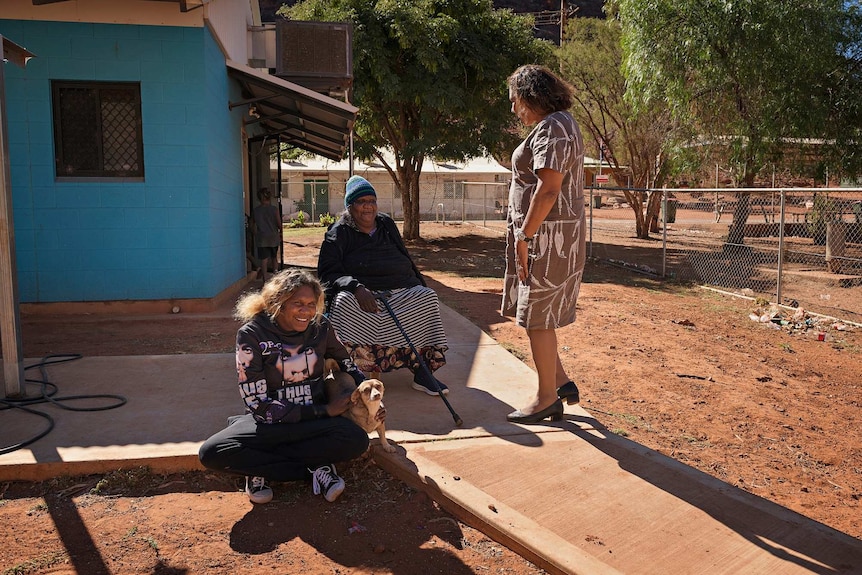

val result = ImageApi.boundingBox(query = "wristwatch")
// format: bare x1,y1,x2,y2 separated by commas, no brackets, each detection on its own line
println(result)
514,228,534,243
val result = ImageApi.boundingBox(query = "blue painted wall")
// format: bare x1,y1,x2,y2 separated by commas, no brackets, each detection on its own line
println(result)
0,19,246,302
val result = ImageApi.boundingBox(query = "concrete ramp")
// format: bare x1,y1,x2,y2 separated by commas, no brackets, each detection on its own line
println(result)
379,428,861,574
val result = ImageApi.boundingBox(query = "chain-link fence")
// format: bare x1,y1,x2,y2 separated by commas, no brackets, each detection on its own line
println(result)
275,179,508,225
585,187,862,325
275,177,862,325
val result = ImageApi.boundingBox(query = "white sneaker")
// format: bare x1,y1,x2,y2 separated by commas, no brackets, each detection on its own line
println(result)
245,476,273,504
310,464,345,502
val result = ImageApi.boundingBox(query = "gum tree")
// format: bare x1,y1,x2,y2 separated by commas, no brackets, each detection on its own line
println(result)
616,0,862,246
282,0,549,239
559,15,684,238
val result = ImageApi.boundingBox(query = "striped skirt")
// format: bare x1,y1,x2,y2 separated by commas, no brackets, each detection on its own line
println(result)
328,286,448,375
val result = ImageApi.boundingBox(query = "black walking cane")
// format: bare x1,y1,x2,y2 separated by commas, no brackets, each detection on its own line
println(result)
374,292,463,427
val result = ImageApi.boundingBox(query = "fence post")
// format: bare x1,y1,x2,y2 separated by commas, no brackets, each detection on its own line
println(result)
461,185,465,224
826,221,847,274
776,190,786,306
588,187,594,259
661,187,667,278
482,183,487,227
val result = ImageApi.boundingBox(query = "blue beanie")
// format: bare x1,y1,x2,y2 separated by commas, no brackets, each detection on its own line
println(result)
344,175,377,207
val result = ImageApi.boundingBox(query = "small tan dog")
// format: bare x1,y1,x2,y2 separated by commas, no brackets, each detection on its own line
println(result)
324,360,394,452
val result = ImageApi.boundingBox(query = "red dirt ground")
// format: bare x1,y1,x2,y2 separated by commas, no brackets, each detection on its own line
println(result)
3,221,860,574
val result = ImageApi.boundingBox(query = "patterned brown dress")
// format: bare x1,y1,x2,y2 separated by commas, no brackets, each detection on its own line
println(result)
501,110,586,330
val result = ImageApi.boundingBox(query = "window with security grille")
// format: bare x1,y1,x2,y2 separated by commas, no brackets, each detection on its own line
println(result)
51,81,144,178
443,181,464,199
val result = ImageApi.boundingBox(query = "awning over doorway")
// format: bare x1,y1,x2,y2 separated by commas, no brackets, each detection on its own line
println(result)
227,60,357,161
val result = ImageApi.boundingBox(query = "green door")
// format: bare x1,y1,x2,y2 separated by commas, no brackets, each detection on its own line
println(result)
302,179,330,223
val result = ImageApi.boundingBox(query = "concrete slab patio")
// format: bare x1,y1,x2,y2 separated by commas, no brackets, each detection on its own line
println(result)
2,304,861,574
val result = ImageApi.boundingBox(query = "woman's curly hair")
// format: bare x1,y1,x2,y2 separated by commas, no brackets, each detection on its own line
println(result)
507,64,574,115
235,268,324,324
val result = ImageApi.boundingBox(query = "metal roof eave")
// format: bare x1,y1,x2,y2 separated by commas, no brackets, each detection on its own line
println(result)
226,60,357,161
32,0,206,11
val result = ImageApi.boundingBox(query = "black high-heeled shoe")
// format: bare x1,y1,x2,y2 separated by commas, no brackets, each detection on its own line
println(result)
557,381,580,405
506,399,564,424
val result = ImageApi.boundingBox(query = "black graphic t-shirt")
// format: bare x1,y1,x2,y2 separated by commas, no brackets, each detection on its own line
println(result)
235,312,364,424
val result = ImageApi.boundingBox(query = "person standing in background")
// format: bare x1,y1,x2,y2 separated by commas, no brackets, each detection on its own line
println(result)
253,187,282,282
502,64,586,424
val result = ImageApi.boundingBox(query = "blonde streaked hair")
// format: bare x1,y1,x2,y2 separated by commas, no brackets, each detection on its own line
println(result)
235,268,324,323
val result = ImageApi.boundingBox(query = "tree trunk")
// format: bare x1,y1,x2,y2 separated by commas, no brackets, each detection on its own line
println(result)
726,172,756,247
645,191,663,236
634,208,647,238
634,193,648,238
726,193,751,247
621,188,658,239
399,165,421,240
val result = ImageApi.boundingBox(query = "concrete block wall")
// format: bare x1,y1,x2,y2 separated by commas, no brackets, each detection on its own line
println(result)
0,18,246,302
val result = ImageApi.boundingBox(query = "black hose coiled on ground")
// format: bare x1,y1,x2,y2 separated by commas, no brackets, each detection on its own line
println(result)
0,354,127,455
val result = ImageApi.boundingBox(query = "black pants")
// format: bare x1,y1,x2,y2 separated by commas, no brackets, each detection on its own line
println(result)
198,413,369,482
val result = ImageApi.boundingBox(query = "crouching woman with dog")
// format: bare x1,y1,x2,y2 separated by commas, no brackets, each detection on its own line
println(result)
199,268,382,504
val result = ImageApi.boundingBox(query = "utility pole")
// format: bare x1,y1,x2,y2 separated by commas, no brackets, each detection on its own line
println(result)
560,0,566,45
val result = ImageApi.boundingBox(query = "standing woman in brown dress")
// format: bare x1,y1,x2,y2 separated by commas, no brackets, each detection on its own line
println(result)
502,64,586,424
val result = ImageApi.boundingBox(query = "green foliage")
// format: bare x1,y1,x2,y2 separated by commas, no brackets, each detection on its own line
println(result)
4,552,67,575
560,16,687,237
806,193,839,243
821,2,862,177
319,212,336,227
88,467,153,495
616,0,862,184
278,142,314,163
290,211,307,228
560,18,627,163
281,0,549,238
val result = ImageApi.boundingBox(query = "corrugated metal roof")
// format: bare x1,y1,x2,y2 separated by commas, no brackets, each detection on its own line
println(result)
274,150,511,176
227,60,357,161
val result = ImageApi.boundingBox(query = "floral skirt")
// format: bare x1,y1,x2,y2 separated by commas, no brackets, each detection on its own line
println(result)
329,285,449,375
342,343,447,375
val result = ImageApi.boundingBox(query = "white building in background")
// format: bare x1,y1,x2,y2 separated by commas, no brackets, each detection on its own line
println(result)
271,151,512,222
271,150,606,223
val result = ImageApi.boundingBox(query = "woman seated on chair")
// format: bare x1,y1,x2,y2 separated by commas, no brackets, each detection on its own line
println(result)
317,175,450,396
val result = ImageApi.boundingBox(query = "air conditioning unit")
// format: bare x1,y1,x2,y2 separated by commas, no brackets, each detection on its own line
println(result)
275,20,353,97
